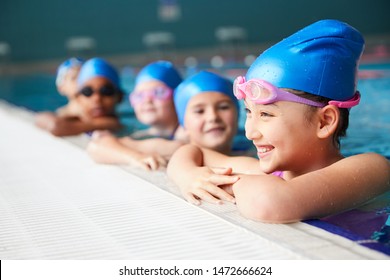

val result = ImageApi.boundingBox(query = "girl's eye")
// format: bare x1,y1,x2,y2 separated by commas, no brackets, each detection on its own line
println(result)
217,102,231,110
259,111,273,117
193,108,204,114
244,108,251,114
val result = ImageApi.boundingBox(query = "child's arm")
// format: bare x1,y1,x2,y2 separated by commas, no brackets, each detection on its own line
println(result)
233,153,390,223
35,113,121,136
167,144,259,205
87,131,186,170
119,137,185,159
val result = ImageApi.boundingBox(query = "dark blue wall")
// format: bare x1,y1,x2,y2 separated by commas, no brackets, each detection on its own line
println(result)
1,0,389,62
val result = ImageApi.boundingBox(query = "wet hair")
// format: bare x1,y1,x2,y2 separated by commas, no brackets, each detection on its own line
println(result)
285,89,349,149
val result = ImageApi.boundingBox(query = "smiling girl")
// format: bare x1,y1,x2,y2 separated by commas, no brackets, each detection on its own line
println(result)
167,20,390,223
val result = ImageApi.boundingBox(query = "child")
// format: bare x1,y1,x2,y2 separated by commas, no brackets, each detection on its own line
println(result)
130,60,183,139
86,70,239,170
55,57,85,117
35,58,123,136
167,19,390,223
86,61,184,170
173,70,239,155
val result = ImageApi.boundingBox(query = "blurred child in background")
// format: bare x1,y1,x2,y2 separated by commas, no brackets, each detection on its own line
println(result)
35,58,123,136
86,69,240,170
55,57,85,117
130,61,184,139
86,61,184,169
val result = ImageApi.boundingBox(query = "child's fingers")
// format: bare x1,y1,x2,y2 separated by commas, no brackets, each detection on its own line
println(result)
91,130,110,140
143,157,159,171
184,193,201,206
141,155,167,171
210,167,233,175
202,184,235,204
208,173,239,186
156,155,168,167
192,189,223,205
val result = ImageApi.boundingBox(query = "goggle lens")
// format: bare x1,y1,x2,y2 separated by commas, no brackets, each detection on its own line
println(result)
248,82,273,101
80,85,116,97
130,86,172,106
233,76,359,108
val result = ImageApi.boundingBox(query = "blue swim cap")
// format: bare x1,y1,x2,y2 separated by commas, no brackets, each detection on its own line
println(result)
56,57,85,87
174,70,238,126
77,58,120,89
247,19,365,101
135,61,182,90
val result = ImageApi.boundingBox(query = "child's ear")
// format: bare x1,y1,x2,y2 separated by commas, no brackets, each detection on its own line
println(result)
317,105,339,139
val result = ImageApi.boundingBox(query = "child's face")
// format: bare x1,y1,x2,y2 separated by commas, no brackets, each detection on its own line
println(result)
244,99,320,174
131,80,177,126
57,66,81,99
76,77,120,120
184,92,238,154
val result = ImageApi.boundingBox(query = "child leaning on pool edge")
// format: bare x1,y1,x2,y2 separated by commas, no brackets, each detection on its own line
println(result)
174,70,240,155
55,57,85,117
86,70,240,170
167,19,390,223
129,61,184,140
86,61,184,170
35,58,123,136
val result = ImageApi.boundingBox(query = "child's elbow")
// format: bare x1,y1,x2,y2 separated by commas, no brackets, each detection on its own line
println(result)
237,194,300,224
47,121,66,136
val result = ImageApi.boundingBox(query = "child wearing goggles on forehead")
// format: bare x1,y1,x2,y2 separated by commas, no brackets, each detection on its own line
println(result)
129,61,184,139
35,58,123,136
167,20,390,223
86,61,187,170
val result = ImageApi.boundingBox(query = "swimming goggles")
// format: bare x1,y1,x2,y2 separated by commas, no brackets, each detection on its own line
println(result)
130,86,173,106
79,84,117,97
233,76,361,108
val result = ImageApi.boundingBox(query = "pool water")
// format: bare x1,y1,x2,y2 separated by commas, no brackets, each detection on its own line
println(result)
0,63,389,159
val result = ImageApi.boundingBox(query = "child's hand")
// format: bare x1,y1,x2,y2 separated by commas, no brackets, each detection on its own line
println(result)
131,154,167,171
91,130,113,139
87,131,167,170
87,131,124,164
180,167,239,206
35,112,57,131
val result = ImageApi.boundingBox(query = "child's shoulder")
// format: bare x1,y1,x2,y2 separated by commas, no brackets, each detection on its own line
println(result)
339,153,389,166
327,153,390,179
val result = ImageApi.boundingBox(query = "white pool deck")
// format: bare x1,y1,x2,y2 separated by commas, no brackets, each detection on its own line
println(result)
0,100,388,260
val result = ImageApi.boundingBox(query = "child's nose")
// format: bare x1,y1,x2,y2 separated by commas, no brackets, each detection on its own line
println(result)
245,120,262,140
90,91,103,102
142,92,154,103
206,108,220,122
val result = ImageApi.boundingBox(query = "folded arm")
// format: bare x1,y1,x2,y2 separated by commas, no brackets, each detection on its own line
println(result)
35,112,121,136
233,153,390,223
87,131,185,170
167,144,259,205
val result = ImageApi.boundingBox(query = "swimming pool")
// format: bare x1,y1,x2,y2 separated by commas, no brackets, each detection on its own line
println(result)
1,62,390,258
0,62,389,159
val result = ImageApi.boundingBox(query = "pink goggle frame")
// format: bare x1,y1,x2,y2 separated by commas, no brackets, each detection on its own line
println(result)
130,86,173,106
233,76,360,108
